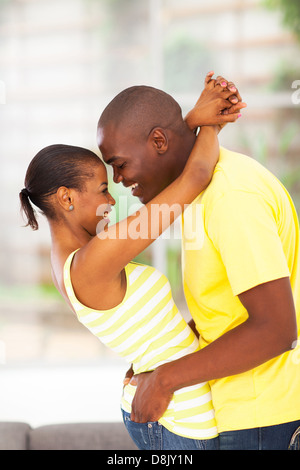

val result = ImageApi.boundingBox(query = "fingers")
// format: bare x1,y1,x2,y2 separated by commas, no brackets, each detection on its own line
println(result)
219,112,242,123
215,75,242,102
130,408,136,422
215,75,237,92
229,96,238,104
218,94,246,121
204,71,216,90
220,103,247,121
204,71,215,85
221,100,247,114
220,89,243,106
123,365,134,386
129,374,138,386
227,102,247,114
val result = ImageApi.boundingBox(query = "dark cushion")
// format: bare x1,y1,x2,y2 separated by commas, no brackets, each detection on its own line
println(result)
0,422,31,450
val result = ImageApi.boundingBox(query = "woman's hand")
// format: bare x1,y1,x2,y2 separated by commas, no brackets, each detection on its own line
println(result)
185,72,247,132
123,364,134,386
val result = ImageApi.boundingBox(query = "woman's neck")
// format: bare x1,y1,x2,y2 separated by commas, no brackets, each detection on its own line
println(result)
48,219,91,255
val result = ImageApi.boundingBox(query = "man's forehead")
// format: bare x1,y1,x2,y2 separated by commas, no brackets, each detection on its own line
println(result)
97,129,130,166
97,122,130,146
97,123,116,146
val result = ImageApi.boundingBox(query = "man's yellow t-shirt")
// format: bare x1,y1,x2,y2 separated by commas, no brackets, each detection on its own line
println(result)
181,147,300,433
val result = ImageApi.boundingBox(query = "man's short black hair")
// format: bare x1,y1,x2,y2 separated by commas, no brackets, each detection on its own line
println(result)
98,85,184,139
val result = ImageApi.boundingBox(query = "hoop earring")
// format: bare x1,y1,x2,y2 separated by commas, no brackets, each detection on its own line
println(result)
69,204,74,211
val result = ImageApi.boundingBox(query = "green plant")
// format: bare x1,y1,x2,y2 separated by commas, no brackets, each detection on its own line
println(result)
263,0,300,41
268,60,300,91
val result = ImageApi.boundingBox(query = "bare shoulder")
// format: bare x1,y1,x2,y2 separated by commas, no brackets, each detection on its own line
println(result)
70,247,127,311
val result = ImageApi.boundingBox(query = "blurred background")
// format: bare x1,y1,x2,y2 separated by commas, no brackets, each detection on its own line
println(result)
0,0,300,426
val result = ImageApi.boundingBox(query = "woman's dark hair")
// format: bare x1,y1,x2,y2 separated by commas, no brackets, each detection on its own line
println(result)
19,144,103,230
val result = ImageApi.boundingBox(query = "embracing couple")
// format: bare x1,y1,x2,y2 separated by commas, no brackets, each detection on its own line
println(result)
20,73,300,450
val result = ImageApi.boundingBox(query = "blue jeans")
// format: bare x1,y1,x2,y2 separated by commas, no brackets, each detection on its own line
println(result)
218,420,300,450
123,410,300,450
122,410,219,450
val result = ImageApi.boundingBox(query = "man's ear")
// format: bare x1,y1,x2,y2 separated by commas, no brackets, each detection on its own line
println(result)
149,127,168,155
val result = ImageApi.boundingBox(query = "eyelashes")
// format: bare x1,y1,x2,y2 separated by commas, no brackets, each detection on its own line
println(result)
117,162,126,170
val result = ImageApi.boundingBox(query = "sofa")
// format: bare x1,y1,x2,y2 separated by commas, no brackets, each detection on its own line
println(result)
0,421,138,450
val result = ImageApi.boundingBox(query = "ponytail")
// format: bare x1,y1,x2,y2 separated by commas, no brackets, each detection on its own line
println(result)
19,187,39,230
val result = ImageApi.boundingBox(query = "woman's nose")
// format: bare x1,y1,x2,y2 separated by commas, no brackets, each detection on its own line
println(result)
109,194,116,206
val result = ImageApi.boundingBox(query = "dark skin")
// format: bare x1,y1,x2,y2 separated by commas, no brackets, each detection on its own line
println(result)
51,74,242,328
99,75,298,423
129,277,297,422
98,73,246,205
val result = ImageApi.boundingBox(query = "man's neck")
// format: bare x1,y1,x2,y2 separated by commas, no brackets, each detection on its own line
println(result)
171,127,197,181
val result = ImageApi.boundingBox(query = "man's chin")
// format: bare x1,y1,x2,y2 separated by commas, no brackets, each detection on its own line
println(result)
137,194,150,205
133,188,161,205
141,187,162,204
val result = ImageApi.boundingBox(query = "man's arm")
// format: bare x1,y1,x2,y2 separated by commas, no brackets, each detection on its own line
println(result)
130,276,297,423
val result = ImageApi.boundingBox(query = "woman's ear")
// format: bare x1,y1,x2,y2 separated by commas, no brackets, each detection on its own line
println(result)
149,127,168,154
56,186,73,211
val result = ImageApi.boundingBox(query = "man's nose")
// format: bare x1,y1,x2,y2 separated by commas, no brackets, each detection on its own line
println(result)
113,169,123,184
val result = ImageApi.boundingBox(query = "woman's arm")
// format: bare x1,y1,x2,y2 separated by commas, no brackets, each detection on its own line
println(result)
75,74,244,281
78,125,219,280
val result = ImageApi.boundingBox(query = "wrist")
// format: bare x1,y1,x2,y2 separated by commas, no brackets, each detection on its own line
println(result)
200,125,219,135
184,110,198,132
154,362,177,394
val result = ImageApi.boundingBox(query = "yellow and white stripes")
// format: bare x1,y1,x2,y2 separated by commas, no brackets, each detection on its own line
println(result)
64,251,217,440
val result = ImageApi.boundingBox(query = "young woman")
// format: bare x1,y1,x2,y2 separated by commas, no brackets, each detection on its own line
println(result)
19,75,243,450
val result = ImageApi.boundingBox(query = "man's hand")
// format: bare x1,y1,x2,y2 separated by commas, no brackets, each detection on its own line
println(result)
129,370,173,423
185,72,247,132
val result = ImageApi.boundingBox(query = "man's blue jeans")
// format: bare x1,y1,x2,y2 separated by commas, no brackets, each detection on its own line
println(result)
218,420,300,450
122,410,219,450
122,410,300,450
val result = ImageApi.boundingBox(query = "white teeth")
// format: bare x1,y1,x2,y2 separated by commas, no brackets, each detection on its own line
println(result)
131,183,138,189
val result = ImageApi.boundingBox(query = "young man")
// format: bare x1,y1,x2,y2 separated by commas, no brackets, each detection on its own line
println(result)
97,75,300,450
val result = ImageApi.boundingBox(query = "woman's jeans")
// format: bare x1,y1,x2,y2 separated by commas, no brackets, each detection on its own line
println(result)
122,410,300,450
122,410,218,450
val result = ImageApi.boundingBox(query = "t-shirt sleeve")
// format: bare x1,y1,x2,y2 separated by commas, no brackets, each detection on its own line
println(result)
207,190,290,296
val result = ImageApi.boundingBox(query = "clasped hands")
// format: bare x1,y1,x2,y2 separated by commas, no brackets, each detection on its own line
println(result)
185,71,247,132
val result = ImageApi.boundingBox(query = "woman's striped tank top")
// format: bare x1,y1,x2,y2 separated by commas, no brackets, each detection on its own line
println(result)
64,250,217,439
